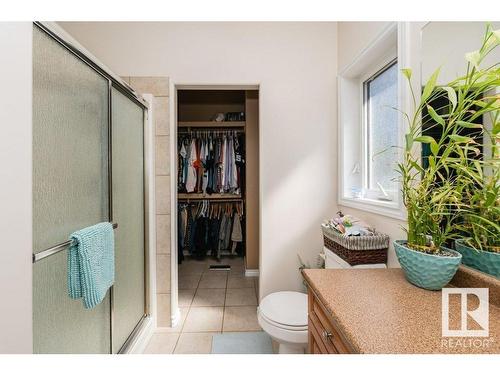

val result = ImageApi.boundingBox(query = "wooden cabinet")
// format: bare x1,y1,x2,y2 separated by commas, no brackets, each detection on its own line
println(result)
307,288,353,354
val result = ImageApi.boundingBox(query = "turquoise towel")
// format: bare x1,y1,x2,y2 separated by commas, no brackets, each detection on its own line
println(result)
68,222,115,309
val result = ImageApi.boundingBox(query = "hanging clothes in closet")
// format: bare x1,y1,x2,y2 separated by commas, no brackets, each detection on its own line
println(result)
178,130,245,196
178,200,245,260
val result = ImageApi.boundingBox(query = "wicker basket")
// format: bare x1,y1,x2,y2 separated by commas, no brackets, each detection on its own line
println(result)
322,224,389,266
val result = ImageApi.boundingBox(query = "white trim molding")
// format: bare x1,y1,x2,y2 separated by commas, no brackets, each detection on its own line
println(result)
143,94,158,330
0,22,33,354
338,22,410,220
171,307,181,328
244,269,260,277
170,80,179,330
170,83,262,315
122,316,154,354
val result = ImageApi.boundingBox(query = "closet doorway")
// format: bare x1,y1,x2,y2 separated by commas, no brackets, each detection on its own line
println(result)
172,86,260,345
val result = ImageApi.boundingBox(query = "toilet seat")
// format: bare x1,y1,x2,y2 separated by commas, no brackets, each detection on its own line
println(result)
258,308,307,331
258,291,308,330
257,291,308,350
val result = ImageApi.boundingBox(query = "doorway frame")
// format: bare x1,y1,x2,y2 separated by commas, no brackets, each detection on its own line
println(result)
169,83,262,327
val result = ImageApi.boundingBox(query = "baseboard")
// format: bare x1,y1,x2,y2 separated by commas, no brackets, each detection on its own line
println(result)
123,315,154,354
245,269,259,277
171,307,181,327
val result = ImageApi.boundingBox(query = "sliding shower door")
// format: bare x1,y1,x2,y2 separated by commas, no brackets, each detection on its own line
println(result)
111,88,146,353
32,25,111,353
32,24,148,354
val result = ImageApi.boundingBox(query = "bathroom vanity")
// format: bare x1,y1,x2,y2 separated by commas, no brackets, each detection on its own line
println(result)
307,283,354,353
302,267,500,354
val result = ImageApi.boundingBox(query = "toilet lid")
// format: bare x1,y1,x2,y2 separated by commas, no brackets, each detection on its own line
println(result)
259,291,308,327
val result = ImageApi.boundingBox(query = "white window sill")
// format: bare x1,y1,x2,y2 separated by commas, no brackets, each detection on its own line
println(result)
338,196,406,220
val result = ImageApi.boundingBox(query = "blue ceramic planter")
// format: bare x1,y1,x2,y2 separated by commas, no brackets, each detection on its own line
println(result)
394,240,462,290
455,239,500,278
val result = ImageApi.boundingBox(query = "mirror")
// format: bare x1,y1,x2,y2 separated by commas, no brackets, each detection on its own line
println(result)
422,22,500,84
420,22,500,278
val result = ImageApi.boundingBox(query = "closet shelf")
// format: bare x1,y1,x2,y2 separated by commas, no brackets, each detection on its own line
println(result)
178,193,243,200
178,121,245,128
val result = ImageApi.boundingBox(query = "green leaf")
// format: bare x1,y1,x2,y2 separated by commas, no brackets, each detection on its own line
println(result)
415,136,436,144
485,191,496,206
401,68,412,81
456,120,483,129
422,68,440,103
491,29,500,44
449,134,474,143
409,160,424,174
431,187,448,203
426,105,445,126
428,155,436,169
465,50,481,69
430,142,439,156
493,122,500,134
405,134,413,151
442,87,457,112
473,160,483,179
472,100,488,108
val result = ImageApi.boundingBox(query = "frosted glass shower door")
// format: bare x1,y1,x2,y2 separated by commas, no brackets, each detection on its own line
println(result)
111,88,146,353
32,26,110,353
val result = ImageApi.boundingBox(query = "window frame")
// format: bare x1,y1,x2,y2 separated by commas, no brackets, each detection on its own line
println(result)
361,57,399,200
338,22,407,220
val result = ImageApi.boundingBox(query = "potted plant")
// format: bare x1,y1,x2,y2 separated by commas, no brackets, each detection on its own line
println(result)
395,24,500,289
455,168,500,277
451,25,500,277
395,60,472,290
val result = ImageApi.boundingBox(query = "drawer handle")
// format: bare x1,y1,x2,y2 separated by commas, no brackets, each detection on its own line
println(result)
322,330,333,340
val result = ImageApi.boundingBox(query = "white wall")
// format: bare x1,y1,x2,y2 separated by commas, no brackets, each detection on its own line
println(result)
338,22,392,72
422,22,500,83
59,22,339,298
337,22,406,267
0,22,33,353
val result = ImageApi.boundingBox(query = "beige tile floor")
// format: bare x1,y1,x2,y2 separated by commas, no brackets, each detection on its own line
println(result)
144,256,261,354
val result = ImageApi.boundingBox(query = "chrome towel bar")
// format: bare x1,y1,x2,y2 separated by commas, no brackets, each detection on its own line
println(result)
32,223,118,264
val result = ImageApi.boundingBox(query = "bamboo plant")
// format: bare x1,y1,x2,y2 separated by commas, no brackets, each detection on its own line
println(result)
450,25,500,253
399,24,500,254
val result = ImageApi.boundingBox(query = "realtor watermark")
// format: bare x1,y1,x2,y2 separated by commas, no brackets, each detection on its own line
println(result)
441,288,493,350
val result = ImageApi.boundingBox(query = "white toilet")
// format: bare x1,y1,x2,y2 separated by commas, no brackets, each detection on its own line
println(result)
257,291,308,354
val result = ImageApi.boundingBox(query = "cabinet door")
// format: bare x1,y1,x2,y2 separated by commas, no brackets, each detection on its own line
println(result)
32,25,110,354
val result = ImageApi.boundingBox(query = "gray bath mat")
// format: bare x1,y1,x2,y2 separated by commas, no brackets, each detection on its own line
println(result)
211,332,273,354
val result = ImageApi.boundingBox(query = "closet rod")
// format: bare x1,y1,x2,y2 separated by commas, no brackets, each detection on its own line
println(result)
178,198,244,203
178,130,245,134
32,223,118,264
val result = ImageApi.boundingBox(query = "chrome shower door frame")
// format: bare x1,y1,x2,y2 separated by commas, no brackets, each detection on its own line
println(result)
33,21,150,354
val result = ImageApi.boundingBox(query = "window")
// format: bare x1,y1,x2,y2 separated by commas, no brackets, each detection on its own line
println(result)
338,22,404,219
363,60,399,199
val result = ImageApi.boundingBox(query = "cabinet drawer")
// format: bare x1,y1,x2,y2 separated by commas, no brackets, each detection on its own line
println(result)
308,289,352,354
309,317,330,354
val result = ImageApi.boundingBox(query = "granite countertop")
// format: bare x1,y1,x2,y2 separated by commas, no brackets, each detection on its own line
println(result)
302,268,500,354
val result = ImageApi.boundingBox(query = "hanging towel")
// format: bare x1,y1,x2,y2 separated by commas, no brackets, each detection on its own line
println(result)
68,222,115,309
